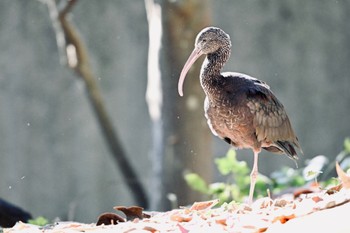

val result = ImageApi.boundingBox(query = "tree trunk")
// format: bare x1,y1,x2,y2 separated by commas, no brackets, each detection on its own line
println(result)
146,0,213,210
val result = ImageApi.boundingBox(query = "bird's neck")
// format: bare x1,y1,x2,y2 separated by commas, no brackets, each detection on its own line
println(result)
200,46,231,94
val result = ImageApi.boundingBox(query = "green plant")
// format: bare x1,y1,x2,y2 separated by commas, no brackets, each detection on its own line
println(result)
320,137,350,180
185,149,270,203
28,216,49,226
185,137,350,204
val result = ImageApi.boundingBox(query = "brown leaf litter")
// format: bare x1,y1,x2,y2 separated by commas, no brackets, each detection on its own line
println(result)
4,164,350,233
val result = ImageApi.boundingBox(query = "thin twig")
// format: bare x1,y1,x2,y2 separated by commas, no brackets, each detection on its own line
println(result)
45,0,67,64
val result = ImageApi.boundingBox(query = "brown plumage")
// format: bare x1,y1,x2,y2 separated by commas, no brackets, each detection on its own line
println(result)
178,27,302,204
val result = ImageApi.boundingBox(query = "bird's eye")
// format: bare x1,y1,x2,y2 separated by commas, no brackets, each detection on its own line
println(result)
202,39,207,43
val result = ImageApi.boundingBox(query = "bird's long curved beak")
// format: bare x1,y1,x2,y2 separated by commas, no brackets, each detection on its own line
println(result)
178,47,204,96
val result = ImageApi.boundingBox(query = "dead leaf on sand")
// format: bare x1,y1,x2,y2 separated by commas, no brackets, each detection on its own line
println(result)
336,162,350,189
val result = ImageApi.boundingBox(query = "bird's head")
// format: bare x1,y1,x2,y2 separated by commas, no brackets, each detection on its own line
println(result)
178,27,231,96
195,27,231,54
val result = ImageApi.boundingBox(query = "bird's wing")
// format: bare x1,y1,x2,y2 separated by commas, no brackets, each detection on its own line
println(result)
245,81,300,149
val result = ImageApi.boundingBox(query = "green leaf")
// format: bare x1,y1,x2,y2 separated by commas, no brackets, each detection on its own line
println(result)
293,175,306,186
344,137,350,154
217,188,231,202
221,201,239,211
184,173,208,194
208,182,232,204
305,170,322,179
230,184,242,201
28,216,49,226
215,149,237,175
232,160,249,176
208,182,226,195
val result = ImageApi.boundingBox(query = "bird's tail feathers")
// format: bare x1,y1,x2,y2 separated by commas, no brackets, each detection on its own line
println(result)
274,141,300,168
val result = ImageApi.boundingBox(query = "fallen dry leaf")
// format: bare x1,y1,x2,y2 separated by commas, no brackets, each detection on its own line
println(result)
214,217,227,226
114,206,151,221
177,223,189,233
336,162,350,189
170,212,192,222
96,212,125,226
311,196,323,203
326,183,342,195
273,213,296,224
5,163,350,233
142,226,158,232
189,199,219,211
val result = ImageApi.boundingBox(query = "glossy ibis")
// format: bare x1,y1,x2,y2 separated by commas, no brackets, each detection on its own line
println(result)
178,27,302,204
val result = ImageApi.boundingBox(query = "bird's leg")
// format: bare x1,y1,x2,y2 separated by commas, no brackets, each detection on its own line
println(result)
248,150,259,205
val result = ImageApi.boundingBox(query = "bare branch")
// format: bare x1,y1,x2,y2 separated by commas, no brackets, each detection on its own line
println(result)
45,0,67,65
59,0,77,16
44,0,149,208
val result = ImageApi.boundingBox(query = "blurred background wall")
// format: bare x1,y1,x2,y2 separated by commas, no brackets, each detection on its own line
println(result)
0,0,349,223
